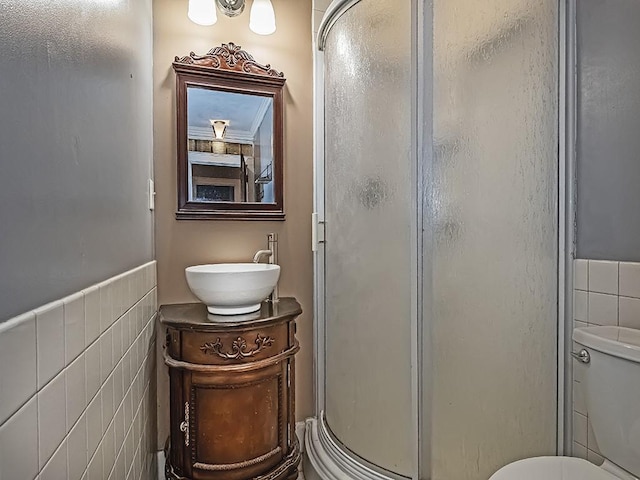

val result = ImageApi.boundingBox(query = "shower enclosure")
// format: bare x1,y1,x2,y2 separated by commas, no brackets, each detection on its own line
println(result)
308,1,564,479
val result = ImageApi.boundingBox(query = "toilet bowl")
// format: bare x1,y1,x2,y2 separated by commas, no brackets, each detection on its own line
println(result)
489,457,618,480
489,326,640,480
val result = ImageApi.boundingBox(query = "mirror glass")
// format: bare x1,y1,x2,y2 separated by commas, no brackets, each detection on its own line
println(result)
186,87,275,204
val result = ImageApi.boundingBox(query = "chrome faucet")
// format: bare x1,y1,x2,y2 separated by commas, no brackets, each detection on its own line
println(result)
252,249,272,263
252,233,279,303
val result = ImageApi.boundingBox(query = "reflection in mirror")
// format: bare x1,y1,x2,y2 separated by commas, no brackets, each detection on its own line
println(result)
187,87,276,204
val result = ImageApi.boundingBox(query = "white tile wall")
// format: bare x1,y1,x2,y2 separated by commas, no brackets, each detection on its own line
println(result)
40,439,68,480
587,292,618,326
574,290,588,322
66,353,87,428
619,296,640,329
64,293,85,365
574,259,589,291
0,261,157,480
0,312,37,424
588,261,618,295
573,441,587,460
619,262,640,298
572,258,640,466
35,301,65,389
38,371,67,468
85,286,101,347
573,411,588,447
68,414,88,480
0,396,39,480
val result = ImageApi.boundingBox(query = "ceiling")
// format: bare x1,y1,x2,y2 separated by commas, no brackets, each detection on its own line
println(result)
187,87,272,143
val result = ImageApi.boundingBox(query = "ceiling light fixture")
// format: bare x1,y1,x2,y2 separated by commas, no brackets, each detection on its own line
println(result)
217,0,245,17
188,0,276,35
210,120,229,140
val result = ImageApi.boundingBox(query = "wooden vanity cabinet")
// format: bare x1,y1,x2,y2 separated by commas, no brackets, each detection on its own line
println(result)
159,298,302,480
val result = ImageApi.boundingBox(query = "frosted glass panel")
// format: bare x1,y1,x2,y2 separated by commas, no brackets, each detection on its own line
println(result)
323,0,413,476
430,1,558,479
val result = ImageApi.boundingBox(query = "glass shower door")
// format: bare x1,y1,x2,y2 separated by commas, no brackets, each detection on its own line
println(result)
429,1,559,478
322,0,414,476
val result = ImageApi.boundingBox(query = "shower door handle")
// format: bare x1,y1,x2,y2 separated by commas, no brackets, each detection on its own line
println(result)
312,213,325,252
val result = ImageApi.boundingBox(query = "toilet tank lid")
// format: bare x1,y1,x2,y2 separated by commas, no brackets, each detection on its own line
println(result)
574,326,640,364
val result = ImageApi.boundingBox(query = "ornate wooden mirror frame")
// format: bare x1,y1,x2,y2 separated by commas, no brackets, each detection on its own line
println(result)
173,43,286,220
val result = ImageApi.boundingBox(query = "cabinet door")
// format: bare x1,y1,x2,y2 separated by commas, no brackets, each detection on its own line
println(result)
185,363,288,480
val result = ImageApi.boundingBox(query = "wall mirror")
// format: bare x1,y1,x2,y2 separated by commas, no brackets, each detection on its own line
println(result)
173,43,286,220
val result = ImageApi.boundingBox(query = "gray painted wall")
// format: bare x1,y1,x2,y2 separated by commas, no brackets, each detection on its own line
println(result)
577,0,640,261
0,0,154,322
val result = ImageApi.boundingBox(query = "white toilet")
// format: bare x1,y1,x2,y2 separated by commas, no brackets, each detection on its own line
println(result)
490,325,640,480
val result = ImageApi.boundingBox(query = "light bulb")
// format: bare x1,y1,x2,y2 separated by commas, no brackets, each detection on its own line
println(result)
188,0,217,26
249,0,276,35
210,120,228,139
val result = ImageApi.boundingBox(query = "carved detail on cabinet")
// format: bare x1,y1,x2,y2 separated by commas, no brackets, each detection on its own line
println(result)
253,444,301,480
189,388,197,464
200,334,275,360
194,447,282,471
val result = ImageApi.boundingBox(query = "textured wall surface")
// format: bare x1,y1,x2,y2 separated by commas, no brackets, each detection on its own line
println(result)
0,0,154,322
576,0,640,261
153,0,314,448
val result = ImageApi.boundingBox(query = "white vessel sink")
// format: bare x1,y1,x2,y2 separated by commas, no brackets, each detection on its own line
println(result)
185,263,280,315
